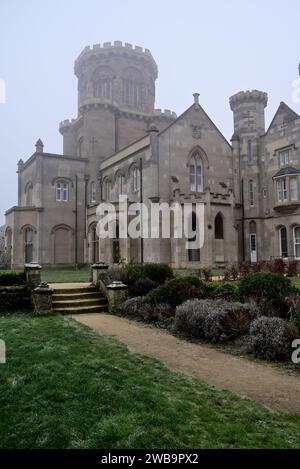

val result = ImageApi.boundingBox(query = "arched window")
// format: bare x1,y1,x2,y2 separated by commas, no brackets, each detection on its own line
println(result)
247,140,253,163
279,226,288,258
116,173,125,197
249,180,254,207
131,166,140,192
94,79,112,98
214,213,224,239
294,226,300,259
188,211,200,262
56,181,69,202
24,227,33,263
90,181,96,203
189,153,203,192
103,179,110,200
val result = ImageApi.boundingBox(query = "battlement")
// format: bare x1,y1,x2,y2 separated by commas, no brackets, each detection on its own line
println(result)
154,109,177,118
74,41,157,76
59,119,76,129
230,90,268,110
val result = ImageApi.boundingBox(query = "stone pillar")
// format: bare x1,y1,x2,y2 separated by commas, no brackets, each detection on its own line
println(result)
24,263,42,289
107,281,128,311
32,282,53,315
91,263,109,288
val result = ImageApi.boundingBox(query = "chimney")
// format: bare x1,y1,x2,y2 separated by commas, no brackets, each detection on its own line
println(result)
193,93,200,110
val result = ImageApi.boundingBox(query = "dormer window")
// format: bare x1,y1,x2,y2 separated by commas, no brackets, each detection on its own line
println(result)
279,149,290,167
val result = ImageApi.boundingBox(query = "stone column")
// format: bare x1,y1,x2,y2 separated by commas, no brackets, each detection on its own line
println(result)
32,282,53,315
91,263,109,288
106,281,128,311
24,263,42,289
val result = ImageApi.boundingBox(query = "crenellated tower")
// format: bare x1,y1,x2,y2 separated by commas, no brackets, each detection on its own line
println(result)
59,41,176,161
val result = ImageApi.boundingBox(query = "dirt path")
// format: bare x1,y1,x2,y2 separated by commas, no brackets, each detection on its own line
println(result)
72,313,300,413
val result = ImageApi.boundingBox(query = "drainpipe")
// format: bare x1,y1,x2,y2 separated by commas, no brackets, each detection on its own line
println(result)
140,157,144,265
241,179,245,261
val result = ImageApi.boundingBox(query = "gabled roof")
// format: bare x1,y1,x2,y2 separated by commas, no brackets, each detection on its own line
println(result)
266,102,300,134
273,166,300,178
158,103,232,149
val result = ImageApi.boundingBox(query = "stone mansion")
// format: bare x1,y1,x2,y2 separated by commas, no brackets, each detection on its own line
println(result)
4,41,300,268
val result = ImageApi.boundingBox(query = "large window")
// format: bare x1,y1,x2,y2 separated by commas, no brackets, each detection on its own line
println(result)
276,178,288,202
279,149,290,167
249,180,254,207
294,226,300,259
56,181,69,202
123,79,141,107
190,153,203,192
290,177,298,201
94,79,112,98
24,227,33,263
279,227,288,258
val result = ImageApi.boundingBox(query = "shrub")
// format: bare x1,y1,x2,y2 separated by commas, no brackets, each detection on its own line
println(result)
248,316,298,361
130,277,157,297
239,272,292,315
230,264,239,281
201,267,212,281
123,263,173,287
138,302,173,323
239,261,251,278
287,260,299,277
268,258,286,276
211,282,240,301
116,296,143,316
0,285,31,312
146,276,207,309
175,299,258,342
0,271,26,286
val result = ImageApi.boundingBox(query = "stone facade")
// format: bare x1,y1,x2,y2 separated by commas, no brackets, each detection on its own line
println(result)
5,41,300,268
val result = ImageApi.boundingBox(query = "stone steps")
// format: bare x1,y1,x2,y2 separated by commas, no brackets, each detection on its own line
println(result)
51,284,108,314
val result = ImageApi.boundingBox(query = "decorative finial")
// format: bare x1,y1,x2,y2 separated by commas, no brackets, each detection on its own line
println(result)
193,93,200,110
35,139,44,153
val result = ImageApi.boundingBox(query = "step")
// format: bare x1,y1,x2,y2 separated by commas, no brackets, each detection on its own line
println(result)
52,304,108,314
52,298,107,308
52,292,104,301
52,286,97,295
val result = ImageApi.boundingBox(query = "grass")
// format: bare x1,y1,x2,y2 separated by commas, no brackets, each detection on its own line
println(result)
41,268,91,284
0,313,300,448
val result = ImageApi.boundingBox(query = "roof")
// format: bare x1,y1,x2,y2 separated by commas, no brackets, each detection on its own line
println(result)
266,102,300,135
273,166,300,178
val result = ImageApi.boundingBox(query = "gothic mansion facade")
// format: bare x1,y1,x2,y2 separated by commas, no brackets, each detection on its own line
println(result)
5,41,300,268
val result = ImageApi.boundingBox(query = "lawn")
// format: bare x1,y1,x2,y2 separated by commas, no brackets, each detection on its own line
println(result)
0,313,300,449
41,268,91,284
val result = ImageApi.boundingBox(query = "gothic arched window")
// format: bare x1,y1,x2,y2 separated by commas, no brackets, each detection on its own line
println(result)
189,153,203,192
214,213,224,239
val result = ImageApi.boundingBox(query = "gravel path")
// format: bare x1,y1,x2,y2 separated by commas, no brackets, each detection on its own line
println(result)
72,313,300,413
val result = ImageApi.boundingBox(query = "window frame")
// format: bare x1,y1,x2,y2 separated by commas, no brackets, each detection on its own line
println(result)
90,181,97,204
56,181,69,202
279,226,288,258
294,226,300,260
189,153,203,193
249,180,254,207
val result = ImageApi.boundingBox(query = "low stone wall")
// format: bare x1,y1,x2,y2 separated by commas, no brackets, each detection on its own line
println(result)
0,285,31,312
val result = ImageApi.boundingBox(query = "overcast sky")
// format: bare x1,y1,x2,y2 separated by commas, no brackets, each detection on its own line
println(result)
0,0,299,224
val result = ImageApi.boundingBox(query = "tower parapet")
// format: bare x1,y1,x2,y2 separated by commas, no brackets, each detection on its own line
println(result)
230,90,268,136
